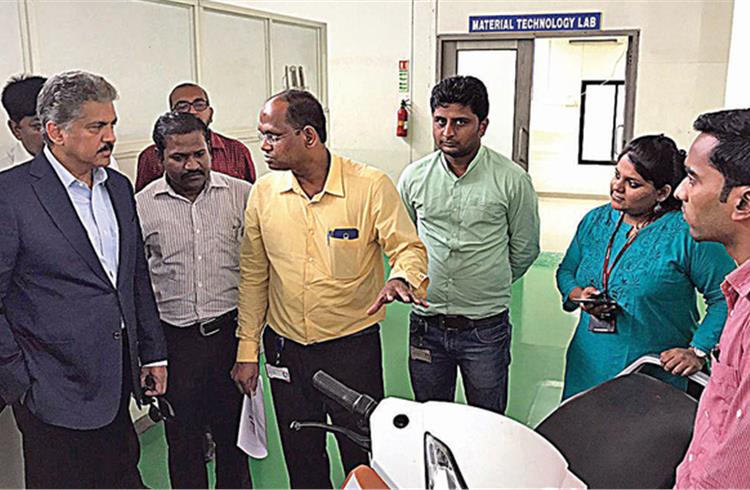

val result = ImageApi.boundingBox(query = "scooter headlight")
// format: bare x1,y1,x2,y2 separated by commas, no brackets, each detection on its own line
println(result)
424,432,468,489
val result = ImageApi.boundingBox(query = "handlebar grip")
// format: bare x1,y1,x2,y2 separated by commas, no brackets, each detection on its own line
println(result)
313,371,359,410
313,370,377,421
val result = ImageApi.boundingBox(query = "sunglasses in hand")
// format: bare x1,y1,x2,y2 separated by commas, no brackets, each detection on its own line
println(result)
141,373,176,423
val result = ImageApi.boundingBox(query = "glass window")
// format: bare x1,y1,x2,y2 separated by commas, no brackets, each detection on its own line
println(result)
578,80,625,165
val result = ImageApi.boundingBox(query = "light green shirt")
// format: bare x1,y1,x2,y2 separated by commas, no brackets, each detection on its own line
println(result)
398,146,540,319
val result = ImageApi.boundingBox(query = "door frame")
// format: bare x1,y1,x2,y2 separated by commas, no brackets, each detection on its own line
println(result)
437,30,640,171
439,38,533,169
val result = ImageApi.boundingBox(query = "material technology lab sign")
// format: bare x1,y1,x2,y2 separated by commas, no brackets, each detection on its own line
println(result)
470,13,601,33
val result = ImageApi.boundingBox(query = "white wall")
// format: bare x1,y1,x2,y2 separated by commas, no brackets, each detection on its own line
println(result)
725,0,750,108
219,0,417,183
0,1,26,155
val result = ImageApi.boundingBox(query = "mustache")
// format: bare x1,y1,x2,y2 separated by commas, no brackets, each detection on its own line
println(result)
181,169,204,180
97,142,114,154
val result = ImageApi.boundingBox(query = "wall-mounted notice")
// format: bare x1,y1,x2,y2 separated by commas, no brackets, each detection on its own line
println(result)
469,12,601,33
399,60,409,93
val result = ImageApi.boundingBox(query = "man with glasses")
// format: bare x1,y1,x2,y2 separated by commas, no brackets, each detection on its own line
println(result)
231,89,428,488
136,111,252,488
135,83,256,191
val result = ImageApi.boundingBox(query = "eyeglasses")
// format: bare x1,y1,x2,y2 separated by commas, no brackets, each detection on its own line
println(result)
141,374,174,423
257,129,301,144
172,98,209,113
144,395,176,423
141,373,176,422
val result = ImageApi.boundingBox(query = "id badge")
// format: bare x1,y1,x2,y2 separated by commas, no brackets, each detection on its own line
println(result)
410,345,432,363
265,364,291,383
589,316,616,333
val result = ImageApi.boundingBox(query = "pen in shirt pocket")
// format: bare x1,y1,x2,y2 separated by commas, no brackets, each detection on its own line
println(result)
327,228,359,245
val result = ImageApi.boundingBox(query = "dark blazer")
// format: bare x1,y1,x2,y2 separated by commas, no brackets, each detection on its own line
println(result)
0,152,167,429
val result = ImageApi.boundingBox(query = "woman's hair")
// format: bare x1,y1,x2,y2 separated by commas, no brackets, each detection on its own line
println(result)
617,134,686,211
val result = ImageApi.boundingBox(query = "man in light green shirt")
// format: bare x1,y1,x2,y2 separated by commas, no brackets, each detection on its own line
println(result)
398,75,540,414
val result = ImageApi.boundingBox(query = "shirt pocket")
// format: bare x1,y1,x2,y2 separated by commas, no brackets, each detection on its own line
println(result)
327,229,363,280
231,219,244,244
464,200,504,226
705,361,740,437
212,211,243,243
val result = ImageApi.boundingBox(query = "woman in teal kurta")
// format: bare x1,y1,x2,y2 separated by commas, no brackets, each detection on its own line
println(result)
556,135,735,399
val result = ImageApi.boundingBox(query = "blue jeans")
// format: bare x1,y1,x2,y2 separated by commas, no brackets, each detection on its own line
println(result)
408,311,512,414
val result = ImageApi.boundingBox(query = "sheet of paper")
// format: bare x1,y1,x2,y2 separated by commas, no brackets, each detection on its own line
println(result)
236,381,268,459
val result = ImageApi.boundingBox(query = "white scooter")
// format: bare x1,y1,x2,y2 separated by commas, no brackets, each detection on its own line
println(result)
293,355,707,489
291,372,585,489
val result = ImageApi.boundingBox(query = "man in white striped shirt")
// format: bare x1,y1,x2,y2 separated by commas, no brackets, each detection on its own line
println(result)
135,112,252,489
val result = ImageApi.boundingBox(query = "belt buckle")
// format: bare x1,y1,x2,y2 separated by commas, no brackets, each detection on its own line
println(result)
443,315,464,330
443,315,473,331
198,319,220,337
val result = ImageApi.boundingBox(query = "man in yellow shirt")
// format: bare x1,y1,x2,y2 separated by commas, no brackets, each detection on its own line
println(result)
231,90,428,488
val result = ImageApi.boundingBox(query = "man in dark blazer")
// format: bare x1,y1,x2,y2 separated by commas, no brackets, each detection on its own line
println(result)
0,70,168,488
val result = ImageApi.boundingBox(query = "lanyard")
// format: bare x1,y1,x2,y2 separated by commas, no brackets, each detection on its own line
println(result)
602,213,653,292
275,336,284,365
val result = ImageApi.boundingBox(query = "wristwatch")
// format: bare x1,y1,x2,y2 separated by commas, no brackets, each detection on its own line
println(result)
690,346,708,360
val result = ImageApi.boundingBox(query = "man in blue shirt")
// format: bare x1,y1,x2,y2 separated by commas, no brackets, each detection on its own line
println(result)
0,70,167,488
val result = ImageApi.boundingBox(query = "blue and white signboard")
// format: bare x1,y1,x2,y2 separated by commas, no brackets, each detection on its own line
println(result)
470,13,601,33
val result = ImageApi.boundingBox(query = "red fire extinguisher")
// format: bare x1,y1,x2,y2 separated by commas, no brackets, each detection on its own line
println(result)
396,99,408,137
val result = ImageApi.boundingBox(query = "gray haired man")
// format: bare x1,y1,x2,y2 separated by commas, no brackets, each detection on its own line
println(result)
0,70,167,488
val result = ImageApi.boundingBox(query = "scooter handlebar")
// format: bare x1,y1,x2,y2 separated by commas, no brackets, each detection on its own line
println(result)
313,370,377,421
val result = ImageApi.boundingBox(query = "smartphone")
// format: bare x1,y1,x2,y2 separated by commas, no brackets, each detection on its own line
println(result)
570,297,617,307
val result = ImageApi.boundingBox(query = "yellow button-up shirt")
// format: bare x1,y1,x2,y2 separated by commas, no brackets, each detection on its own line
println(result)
236,153,428,362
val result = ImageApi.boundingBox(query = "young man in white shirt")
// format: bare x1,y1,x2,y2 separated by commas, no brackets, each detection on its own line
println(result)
2,74,120,172
1,75,46,170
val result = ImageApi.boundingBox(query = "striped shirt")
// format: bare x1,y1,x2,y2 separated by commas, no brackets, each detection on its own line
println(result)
136,172,251,327
675,258,750,489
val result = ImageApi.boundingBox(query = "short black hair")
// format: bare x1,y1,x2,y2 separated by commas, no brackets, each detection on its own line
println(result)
693,109,750,202
1,75,47,123
617,134,686,211
430,75,489,121
273,89,327,143
168,82,209,108
152,111,211,159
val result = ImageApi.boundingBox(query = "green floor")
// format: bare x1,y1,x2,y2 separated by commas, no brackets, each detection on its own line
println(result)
138,252,579,489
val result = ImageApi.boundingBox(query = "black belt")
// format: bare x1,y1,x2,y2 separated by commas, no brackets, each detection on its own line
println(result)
414,310,508,331
267,323,380,347
164,309,237,336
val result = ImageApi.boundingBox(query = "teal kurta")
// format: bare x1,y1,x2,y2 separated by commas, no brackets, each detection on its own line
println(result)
556,205,734,399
